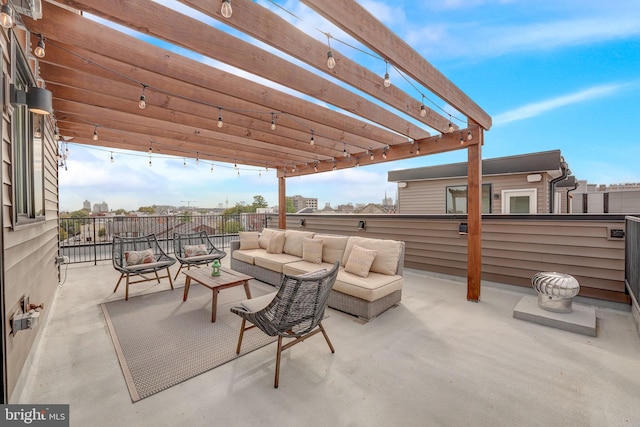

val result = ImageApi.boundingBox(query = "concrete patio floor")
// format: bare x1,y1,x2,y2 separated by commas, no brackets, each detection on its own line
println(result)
13,259,640,427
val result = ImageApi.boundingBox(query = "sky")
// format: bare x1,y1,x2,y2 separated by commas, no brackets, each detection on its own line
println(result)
59,0,640,212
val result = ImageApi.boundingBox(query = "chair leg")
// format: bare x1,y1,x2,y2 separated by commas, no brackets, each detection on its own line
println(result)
113,273,125,293
236,318,246,354
154,271,161,283
173,264,184,281
318,322,335,353
167,268,174,290
275,336,283,388
125,275,130,301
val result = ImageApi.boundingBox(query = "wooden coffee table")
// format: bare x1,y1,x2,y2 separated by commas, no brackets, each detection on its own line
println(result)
182,267,253,322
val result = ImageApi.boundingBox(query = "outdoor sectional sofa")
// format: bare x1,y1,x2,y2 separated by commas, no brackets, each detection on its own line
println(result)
230,228,405,321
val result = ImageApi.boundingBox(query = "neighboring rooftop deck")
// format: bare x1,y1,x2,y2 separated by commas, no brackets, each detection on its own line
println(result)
13,258,640,426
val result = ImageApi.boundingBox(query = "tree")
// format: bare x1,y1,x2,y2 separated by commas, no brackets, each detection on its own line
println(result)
286,198,296,213
252,195,268,210
114,208,128,215
138,206,155,214
98,227,106,238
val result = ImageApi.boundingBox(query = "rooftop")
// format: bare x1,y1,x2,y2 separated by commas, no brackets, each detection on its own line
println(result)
15,258,640,426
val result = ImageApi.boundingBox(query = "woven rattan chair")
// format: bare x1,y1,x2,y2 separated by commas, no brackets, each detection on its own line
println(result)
173,231,227,280
231,261,340,388
112,234,177,300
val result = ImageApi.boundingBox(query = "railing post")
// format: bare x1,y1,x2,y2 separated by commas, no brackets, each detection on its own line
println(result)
93,217,97,265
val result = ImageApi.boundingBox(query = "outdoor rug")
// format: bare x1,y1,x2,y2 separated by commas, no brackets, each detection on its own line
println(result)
100,284,277,402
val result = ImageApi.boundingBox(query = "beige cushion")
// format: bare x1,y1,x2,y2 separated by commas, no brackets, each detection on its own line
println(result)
283,260,335,276
266,231,285,254
239,231,260,250
232,248,264,265
258,228,276,249
239,292,278,312
283,230,315,257
302,238,323,264
124,249,154,266
342,237,402,275
184,244,207,257
344,245,377,278
333,270,403,302
254,252,300,273
314,234,348,264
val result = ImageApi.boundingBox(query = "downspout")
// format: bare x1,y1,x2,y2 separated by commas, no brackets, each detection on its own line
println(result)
549,158,569,213
565,181,579,213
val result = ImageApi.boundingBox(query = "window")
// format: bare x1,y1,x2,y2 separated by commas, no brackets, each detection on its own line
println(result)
445,184,491,214
13,43,45,224
501,189,537,214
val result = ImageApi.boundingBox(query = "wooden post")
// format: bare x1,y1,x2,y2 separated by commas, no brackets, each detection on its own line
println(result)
278,172,286,229
467,127,483,301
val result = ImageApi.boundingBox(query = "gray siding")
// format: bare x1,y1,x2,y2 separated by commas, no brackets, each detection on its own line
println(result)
283,214,627,303
2,28,60,400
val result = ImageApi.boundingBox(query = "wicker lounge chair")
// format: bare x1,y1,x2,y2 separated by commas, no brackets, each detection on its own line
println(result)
172,231,226,280
112,234,177,300
231,261,340,388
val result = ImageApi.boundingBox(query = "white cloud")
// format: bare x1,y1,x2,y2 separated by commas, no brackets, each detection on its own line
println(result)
493,83,628,126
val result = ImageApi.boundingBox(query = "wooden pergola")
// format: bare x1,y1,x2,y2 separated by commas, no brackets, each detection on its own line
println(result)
23,0,491,300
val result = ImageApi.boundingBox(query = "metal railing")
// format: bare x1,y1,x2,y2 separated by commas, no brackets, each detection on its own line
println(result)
58,213,267,264
625,216,640,310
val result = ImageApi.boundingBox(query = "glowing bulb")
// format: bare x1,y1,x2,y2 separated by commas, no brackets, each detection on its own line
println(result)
327,50,336,69
34,37,45,58
221,0,232,18
383,72,391,88
0,4,13,29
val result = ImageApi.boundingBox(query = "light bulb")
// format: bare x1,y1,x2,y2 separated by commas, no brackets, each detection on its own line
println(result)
221,0,232,18
382,151,387,159
420,104,427,117
327,50,336,69
138,94,146,109
448,122,453,133
416,147,420,155
467,130,472,140
217,116,223,128
149,158,152,167
310,135,315,145
34,37,45,58
34,127,41,138
460,136,464,144
370,152,374,160
343,148,348,157
210,165,214,173
110,153,114,163
92,127,98,141
383,72,391,88
271,120,276,131
0,4,13,29
183,158,187,167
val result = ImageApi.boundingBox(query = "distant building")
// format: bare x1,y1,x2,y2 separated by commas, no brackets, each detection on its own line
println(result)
83,200,91,211
571,181,640,213
289,195,318,212
92,201,109,213
388,150,575,214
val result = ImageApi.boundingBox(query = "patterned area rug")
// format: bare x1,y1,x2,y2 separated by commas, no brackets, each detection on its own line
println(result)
100,284,276,402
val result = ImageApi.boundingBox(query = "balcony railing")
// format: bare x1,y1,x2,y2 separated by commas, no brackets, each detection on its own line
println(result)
59,213,268,264
625,216,640,310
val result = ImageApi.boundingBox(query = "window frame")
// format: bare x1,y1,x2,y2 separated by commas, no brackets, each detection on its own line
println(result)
501,189,537,214
445,183,492,214
12,37,45,226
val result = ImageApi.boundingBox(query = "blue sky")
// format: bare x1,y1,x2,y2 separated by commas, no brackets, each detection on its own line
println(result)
59,0,640,212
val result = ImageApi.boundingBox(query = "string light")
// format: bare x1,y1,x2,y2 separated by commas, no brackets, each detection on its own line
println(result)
92,125,98,141
110,152,114,163
148,142,153,154
460,135,464,144
138,84,147,109
221,0,232,19
196,152,199,165
270,112,276,131
310,130,315,145
383,61,391,88
217,107,223,128
0,2,13,28
326,34,336,69
420,95,427,117
467,130,472,140
34,34,45,58
313,162,318,172
382,146,388,159
416,143,420,155
210,164,214,173
34,127,42,138
370,150,374,161
148,156,152,167
448,115,454,133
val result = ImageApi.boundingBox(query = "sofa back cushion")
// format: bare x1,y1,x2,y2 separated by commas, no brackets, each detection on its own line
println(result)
258,228,277,249
342,237,402,275
314,234,349,264
302,238,323,264
266,230,286,254
283,230,315,257
239,231,260,250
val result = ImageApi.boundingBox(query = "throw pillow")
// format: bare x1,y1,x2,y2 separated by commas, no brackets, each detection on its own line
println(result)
125,249,154,266
239,231,260,250
266,231,285,254
302,238,323,264
344,245,377,278
184,244,207,257
258,228,275,249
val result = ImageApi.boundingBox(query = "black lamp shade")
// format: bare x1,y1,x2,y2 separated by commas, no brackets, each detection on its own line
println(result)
27,87,52,115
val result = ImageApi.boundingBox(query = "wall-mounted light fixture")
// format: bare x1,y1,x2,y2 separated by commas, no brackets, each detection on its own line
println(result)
299,218,305,227
458,223,468,235
398,181,408,188
0,2,14,28
357,220,366,231
10,84,53,115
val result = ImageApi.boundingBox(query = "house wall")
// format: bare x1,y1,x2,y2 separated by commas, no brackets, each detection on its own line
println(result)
283,214,628,303
2,27,60,401
397,173,555,214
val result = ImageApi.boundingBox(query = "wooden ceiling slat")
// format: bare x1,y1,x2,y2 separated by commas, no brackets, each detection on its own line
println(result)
54,0,430,140
180,0,451,134
301,0,492,130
